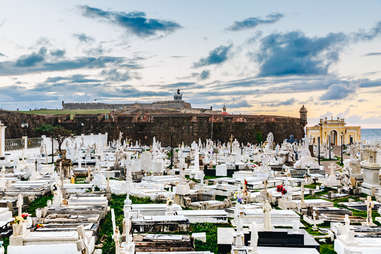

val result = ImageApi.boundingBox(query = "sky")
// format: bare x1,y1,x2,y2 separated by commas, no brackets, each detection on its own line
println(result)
1,0,381,128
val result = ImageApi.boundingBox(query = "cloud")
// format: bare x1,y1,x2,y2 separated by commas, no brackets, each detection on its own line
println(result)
363,52,381,57
50,49,65,58
166,82,196,89
359,79,381,88
101,69,131,81
0,46,140,76
200,70,210,80
79,5,182,38
263,98,296,107
227,13,283,31
15,47,47,67
354,21,381,41
227,100,251,108
320,83,356,100
194,44,232,68
254,31,347,77
44,74,100,84
84,45,106,56
0,85,59,103
73,33,95,43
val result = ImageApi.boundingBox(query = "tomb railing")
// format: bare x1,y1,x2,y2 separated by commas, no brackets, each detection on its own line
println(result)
5,137,42,151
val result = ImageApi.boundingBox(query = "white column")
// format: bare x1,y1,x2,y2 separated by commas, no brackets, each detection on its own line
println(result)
0,121,6,157
23,136,28,150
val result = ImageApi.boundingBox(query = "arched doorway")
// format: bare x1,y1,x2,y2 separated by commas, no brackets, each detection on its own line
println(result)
330,130,338,146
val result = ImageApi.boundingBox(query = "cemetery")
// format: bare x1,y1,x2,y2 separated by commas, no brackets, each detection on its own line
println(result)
0,118,379,254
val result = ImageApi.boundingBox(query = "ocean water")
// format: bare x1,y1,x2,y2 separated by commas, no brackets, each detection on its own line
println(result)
361,129,381,143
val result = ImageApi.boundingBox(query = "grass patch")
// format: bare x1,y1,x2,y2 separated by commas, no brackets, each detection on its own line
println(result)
26,194,53,217
304,183,321,189
75,177,86,184
190,223,231,254
97,195,164,254
320,243,336,254
2,194,53,253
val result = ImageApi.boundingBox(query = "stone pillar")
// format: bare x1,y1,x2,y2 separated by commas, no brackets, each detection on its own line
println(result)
360,161,381,195
22,136,28,150
0,121,6,158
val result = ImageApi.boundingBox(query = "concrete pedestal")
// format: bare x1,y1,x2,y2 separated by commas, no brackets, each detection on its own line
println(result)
360,162,381,195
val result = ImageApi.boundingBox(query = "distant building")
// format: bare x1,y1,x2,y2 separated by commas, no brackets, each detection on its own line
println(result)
61,89,222,114
306,116,361,145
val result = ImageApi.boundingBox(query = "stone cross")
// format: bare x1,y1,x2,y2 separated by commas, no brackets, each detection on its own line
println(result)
312,210,318,231
365,196,374,226
17,193,23,217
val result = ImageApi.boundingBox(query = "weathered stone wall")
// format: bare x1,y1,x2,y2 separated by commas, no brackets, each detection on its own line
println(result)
0,110,305,145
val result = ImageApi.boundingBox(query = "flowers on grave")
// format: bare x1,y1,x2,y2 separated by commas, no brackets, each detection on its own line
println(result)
21,213,30,219
277,185,287,195
36,224,44,229
10,216,24,225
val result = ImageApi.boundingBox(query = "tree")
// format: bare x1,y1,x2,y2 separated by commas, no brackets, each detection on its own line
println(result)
255,131,263,144
53,126,73,154
35,124,73,155
35,124,55,136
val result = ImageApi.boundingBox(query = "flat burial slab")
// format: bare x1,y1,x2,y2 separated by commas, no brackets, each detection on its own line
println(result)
7,243,81,254
257,247,319,254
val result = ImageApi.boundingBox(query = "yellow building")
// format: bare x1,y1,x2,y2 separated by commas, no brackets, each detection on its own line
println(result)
306,117,361,145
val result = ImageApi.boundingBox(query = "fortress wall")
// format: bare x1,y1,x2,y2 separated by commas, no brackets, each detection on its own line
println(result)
0,111,304,145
